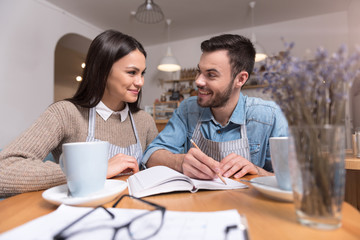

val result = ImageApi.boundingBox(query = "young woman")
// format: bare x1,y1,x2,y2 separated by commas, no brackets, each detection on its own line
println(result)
0,30,158,197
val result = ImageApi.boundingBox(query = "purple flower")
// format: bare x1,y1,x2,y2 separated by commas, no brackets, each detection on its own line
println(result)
255,42,360,126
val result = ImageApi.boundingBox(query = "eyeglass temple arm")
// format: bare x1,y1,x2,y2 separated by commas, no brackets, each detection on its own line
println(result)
112,194,166,210
53,206,115,240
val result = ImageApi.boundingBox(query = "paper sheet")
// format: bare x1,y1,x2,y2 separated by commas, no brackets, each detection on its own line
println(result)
0,205,248,240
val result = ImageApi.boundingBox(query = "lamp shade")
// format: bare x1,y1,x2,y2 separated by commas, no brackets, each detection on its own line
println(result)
157,47,181,72
254,42,267,62
135,0,164,24
249,1,267,62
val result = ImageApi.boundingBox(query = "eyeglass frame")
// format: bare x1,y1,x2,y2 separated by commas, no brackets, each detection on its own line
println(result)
53,194,166,240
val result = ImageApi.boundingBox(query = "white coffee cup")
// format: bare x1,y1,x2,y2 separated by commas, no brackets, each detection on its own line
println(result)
60,141,110,197
353,132,360,158
269,137,291,191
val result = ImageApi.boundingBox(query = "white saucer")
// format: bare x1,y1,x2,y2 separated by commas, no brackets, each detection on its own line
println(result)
250,176,293,202
42,179,127,207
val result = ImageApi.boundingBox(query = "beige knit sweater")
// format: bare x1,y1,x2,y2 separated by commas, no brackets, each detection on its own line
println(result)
0,101,158,197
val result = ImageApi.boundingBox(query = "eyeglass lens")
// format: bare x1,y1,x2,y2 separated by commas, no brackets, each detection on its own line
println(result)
55,196,165,240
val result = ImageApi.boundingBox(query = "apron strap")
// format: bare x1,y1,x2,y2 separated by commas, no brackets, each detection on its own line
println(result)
86,107,144,165
87,108,96,139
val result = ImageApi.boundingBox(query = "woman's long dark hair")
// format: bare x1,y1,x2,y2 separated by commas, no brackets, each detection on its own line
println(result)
67,30,147,113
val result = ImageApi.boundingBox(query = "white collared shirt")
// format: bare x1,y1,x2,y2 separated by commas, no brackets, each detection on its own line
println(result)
95,101,129,122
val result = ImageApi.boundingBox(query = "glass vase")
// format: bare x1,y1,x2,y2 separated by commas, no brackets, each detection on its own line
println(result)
288,125,345,230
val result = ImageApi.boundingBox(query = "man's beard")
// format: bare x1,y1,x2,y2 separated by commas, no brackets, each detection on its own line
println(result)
197,78,234,108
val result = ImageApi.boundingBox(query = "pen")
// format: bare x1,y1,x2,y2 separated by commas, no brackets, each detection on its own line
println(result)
190,139,227,185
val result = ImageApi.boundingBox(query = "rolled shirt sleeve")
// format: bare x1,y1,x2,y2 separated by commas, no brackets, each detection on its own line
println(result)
141,94,288,171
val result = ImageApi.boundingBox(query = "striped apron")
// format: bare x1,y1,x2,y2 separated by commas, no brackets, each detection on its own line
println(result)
191,118,250,162
86,107,143,164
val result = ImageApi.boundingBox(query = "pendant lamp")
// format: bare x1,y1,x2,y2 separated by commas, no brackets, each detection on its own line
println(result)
135,0,164,24
157,19,181,72
249,1,267,62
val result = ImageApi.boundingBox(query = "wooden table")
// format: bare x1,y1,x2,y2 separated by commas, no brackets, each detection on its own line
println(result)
346,150,360,170
1,175,359,240
345,151,360,210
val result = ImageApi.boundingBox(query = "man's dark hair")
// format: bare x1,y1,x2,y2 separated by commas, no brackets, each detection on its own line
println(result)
200,34,255,79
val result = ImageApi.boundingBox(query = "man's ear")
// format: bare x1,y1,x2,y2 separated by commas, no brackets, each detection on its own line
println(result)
234,71,249,88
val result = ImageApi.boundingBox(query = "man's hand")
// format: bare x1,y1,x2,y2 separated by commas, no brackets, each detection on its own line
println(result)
220,153,260,178
182,147,220,180
106,153,139,178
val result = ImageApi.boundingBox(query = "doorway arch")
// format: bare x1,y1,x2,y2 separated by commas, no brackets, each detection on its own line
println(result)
54,33,91,102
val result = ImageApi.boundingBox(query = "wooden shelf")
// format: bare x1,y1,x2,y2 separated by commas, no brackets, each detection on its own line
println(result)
153,101,179,132
163,78,195,83
242,84,268,89
164,89,191,95
155,119,169,124
162,79,267,89
346,149,360,170
153,101,179,120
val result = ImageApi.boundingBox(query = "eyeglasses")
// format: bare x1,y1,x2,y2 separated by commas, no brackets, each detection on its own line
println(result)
53,194,166,240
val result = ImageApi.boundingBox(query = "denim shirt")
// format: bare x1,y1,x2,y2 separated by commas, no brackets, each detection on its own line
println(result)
142,93,288,171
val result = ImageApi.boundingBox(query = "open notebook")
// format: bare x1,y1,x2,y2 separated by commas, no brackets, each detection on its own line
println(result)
128,166,247,198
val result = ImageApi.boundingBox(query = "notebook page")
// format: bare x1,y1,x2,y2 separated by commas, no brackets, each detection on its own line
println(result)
191,177,247,190
127,166,247,198
128,166,192,190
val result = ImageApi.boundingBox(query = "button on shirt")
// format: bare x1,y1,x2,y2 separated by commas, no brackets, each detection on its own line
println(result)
142,93,288,171
95,101,129,122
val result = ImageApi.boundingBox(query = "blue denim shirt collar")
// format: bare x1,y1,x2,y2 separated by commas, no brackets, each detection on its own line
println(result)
199,93,246,126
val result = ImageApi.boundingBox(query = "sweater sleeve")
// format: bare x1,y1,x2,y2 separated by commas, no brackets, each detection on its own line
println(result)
0,103,67,197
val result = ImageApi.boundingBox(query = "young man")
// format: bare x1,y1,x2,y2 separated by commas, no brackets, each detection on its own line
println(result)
142,34,288,180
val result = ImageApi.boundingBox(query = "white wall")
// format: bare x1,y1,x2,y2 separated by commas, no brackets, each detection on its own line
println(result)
141,10,356,147
0,0,358,148
347,0,360,132
142,11,349,107
0,0,101,148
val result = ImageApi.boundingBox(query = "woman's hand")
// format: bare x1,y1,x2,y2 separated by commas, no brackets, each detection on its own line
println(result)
106,153,139,178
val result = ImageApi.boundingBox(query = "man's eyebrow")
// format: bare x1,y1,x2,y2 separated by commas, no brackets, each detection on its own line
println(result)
197,64,220,74
206,68,219,73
